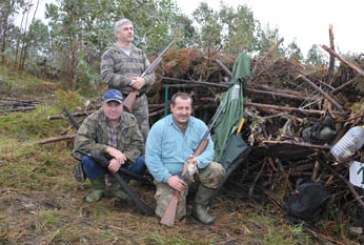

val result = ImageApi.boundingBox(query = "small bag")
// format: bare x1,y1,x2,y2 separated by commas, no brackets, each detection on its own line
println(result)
285,178,330,223
73,161,86,182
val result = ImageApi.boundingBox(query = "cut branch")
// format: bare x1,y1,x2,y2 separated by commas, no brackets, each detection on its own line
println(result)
321,44,364,77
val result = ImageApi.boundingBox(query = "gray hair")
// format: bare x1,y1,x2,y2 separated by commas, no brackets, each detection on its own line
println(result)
114,18,133,33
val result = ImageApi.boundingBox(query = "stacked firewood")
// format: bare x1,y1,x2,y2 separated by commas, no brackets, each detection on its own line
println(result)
0,98,43,115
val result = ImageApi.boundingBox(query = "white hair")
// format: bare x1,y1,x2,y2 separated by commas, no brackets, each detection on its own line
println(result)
114,18,133,33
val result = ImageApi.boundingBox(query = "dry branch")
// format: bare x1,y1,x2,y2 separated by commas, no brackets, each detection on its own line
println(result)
297,74,345,112
321,44,364,77
244,102,325,116
34,134,75,145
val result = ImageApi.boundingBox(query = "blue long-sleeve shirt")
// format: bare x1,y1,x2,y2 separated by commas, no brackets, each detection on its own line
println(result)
145,115,214,183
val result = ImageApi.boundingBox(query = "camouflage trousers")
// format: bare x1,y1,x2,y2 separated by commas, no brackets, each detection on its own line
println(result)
133,94,149,142
154,162,225,221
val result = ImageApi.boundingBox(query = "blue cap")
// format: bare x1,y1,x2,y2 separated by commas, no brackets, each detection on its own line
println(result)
103,89,124,103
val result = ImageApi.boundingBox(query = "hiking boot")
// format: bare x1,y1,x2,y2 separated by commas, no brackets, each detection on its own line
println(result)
86,176,105,203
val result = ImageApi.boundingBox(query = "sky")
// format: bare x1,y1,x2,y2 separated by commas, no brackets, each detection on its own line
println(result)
175,0,364,55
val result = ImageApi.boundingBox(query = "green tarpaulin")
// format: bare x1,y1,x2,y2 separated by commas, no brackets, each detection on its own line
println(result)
212,52,251,162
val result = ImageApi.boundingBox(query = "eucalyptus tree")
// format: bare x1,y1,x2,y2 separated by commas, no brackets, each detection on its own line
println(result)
0,0,24,64
219,4,257,54
192,2,222,52
306,44,328,66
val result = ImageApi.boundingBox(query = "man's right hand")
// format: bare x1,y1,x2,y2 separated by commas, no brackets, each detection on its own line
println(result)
105,147,127,165
167,175,187,192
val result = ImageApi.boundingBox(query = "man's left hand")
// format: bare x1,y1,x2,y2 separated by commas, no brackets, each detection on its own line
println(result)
130,77,146,90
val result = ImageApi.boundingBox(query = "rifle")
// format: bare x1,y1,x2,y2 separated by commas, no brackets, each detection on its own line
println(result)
123,40,176,112
75,149,155,216
160,100,227,226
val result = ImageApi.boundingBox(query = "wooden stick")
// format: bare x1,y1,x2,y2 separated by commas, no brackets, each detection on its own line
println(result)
327,25,336,84
321,44,364,77
48,111,88,120
162,76,229,88
262,140,330,150
297,74,345,112
212,58,232,77
244,102,325,116
35,134,76,145
332,78,356,94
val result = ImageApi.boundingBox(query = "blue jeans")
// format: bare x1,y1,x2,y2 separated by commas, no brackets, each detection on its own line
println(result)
82,155,145,180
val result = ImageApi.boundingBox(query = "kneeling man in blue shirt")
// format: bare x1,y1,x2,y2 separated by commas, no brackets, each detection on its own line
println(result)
145,92,225,225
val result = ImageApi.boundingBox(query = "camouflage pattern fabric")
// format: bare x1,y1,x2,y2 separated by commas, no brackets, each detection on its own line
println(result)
133,94,149,141
100,44,155,93
74,109,144,163
100,44,155,140
154,162,225,220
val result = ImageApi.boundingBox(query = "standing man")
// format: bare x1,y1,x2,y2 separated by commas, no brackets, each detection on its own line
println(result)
100,18,155,141
74,89,145,203
145,92,225,225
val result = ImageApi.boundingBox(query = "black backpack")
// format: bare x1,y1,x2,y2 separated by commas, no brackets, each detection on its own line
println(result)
285,178,330,223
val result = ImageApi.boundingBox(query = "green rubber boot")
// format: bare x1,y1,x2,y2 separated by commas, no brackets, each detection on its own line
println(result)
192,185,217,225
85,176,105,203
109,177,130,201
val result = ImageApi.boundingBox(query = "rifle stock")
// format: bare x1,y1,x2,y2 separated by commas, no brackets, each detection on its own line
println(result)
160,100,227,226
123,90,138,113
124,40,175,112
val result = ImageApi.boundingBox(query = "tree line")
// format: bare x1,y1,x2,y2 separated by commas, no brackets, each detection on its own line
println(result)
0,0,328,90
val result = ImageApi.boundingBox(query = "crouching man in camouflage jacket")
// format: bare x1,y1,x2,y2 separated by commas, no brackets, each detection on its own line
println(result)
74,89,145,203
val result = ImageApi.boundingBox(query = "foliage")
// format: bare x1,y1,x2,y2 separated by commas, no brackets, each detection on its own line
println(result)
54,89,85,112
305,44,329,66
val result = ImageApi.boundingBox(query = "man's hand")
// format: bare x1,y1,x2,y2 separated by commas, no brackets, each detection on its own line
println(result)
108,158,121,173
130,77,146,90
105,147,127,165
167,175,187,192
187,155,198,165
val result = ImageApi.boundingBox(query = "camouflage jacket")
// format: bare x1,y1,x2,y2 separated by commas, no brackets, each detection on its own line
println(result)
100,44,156,94
74,109,144,163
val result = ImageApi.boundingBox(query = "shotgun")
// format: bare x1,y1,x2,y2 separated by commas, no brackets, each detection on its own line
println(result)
75,149,155,216
160,100,227,226
123,40,175,112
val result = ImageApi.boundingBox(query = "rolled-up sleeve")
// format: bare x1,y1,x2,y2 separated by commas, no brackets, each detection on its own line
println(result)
196,134,214,169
